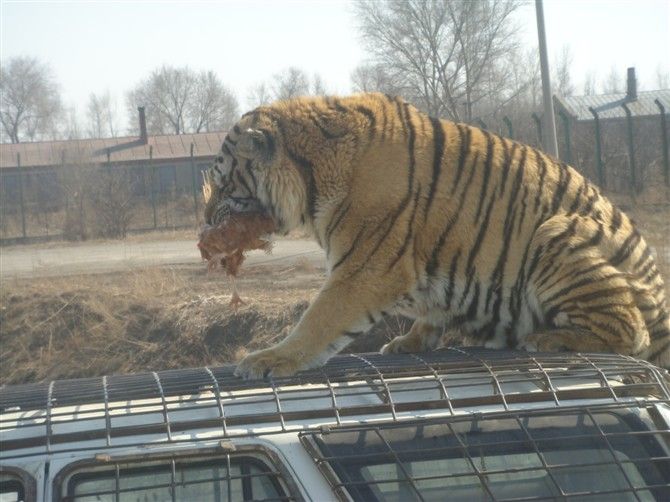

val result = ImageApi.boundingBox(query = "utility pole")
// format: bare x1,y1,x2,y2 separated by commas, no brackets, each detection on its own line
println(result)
535,0,559,157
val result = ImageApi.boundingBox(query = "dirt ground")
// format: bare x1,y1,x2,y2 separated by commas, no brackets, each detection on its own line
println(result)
1,197,668,386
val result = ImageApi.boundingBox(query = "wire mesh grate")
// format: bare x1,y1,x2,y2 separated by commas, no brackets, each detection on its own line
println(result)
1,349,668,460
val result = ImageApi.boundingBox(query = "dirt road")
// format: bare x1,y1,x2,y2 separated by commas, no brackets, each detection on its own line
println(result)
0,238,324,280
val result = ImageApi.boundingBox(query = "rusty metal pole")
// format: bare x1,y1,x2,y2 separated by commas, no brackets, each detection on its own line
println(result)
655,98,669,187
535,0,559,157
150,145,157,229
589,107,605,188
190,143,199,226
532,112,543,146
621,103,637,196
503,116,514,140
17,153,26,238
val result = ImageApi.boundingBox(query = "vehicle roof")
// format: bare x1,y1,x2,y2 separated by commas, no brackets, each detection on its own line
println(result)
1,348,668,460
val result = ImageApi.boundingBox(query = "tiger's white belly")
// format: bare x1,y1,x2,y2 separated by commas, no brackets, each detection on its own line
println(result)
392,276,540,349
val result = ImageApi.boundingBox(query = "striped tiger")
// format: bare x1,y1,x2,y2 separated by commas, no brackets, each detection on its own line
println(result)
202,92,670,378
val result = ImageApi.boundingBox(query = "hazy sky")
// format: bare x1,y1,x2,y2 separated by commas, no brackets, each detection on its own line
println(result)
1,0,668,133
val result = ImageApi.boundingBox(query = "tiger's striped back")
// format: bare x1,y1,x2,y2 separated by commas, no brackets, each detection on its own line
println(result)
204,93,669,378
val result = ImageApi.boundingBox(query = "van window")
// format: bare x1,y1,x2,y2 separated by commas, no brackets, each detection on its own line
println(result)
0,473,25,502
303,407,670,501
62,454,292,502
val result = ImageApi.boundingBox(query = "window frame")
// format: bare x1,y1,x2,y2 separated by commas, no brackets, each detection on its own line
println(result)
0,466,37,502
300,404,670,502
52,444,303,502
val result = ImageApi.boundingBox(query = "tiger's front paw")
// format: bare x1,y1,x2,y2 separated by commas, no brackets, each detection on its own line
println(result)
234,347,304,380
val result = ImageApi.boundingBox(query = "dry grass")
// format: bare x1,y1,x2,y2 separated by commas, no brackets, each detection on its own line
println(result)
1,192,668,386
0,263,398,385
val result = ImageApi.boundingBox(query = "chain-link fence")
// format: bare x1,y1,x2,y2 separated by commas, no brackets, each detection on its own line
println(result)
1,105,668,244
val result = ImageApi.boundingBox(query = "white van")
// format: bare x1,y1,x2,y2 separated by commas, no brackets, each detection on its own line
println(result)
1,348,669,501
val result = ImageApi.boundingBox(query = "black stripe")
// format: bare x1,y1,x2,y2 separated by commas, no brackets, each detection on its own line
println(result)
474,131,495,221
498,139,517,198
425,152,480,276
610,228,642,266
235,170,253,196
467,282,481,319
461,179,497,305
332,225,367,271
355,105,377,139
569,221,604,253
610,206,623,233
534,150,547,212
389,183,422,270
326,200,352,243
424,116,446,221
551,163,572,214
286,148,318,221
444,249,462,307
517,185,530,236
567,179,585,215
233,125,241,135
366,311,376,325
452,124,472,195
244,160,258,192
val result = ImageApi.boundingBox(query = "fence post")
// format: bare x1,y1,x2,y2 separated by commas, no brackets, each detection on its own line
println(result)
558,109,572,165
17,153,26,239
503,116,514,140
190,143,199,226
621,103,637,196
532,113,543,146
588,107,605,188
655,98,669,187
150,145,157,229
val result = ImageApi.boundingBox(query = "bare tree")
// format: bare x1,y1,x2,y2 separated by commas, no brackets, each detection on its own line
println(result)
655,65,669,89
86,91,119,138
311,73,327,95
603,66,623,94
350,63,401,94
355,0,523,121
0,56,62,143
271,67,310,100
127,66,239,135
188,70,239,132
246,82,273,108
583,71,597,96
553,45,574,97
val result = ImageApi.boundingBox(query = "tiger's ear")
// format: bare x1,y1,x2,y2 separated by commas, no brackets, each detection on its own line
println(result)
236,128,275,161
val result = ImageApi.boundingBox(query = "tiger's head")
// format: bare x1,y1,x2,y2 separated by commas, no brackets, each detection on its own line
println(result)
202,106,312,235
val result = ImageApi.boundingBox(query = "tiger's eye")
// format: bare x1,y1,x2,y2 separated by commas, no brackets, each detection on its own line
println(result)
216,156,224,163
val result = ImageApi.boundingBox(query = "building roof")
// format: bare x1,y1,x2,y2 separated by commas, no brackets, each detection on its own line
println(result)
0,130,227,170
555,89,670,122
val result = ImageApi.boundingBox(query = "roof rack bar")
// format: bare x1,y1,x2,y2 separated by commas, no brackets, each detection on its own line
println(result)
584,407,643,501
448,347,510,411
444,421,499,500
408,353,455,415
45,380,55,453
349,354,398,421
529,357,561,406
102,376,112,447
152,372,172,441
204,367,229,437
268,377,287,432
319,367,342,426
577,354,619,402
515,415,566,496
372,427,426,502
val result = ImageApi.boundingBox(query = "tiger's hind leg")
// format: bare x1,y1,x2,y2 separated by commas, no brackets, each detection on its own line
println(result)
380,321,443,354
524,213,651,358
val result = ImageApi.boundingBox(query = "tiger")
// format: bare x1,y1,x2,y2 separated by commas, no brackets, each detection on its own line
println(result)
202,92,670,379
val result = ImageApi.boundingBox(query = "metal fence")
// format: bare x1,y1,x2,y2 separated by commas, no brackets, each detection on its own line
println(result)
1,145,210,244
1,107,668,245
